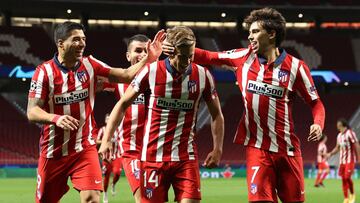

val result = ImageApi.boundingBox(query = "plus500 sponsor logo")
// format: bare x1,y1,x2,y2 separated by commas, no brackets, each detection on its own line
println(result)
156,97,194,111
247,80,284,98
54,89,89,105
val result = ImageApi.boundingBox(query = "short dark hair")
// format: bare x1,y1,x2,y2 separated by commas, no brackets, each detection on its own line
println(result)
127,34,149,51
54,21,85,44
244,7,286,47
337,118,349,128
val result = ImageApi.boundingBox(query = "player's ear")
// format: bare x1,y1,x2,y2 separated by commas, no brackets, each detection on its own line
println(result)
57,39,64,49
268,30,276,40
126,51,131,62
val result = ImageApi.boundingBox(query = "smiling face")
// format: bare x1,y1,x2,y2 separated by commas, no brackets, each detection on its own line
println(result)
248,21,275,55
126,40,147,65
58,29,86,63
170,43,195,74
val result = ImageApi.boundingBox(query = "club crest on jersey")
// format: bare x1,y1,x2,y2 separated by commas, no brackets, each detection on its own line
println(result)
250,183,257,194
76,71,88,83
188,80,197,93
278,70,289,83
145,188,153,199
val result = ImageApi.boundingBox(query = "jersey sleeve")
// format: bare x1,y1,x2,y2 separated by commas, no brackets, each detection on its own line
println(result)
348,130,358,143
28,65,49,100
88,55,111,77
131,63,150,93
202,68,218,102
293,62,319,103
194,47,249,70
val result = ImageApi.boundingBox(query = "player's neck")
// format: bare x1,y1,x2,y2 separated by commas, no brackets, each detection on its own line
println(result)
262,47,279,64
57,54,78,70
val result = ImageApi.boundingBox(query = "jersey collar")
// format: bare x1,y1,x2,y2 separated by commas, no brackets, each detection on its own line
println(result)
165,57,192,77
258,48,287,67
53,53,81,73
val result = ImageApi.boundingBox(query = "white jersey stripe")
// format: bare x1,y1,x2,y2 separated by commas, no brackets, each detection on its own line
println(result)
267,65,281,152
242,54,255,145
288,57,299,91
253,64,265,148
35,68,45,98
83,58,96,145
60,70,70,156
155,69,173,162
44,63,55,158
141,63,157,161
299,65,317,100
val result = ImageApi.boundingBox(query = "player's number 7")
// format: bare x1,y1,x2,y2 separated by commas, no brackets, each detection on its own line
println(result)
251,166,260,183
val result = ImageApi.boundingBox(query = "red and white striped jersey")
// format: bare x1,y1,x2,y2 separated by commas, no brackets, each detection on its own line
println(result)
317,142,328,163
337,129,358,164
195,46,321,156
132,58,217,162
28,55,110,158
103,83,146,159
97,126,121,159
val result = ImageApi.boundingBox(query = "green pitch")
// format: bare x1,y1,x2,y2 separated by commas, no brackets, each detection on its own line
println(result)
0,177,358,202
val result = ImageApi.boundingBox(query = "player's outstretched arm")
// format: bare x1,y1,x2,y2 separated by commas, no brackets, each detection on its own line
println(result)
108,30,166,83
98,85,140,160
203,97,224,169
27,98,79,130
326,144,340,159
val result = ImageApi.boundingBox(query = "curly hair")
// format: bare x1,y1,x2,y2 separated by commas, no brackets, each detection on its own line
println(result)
244,7,286,47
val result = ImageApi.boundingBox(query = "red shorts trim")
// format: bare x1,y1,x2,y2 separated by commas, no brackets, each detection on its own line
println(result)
140,160,201,203
122,157,141,194
246,147,305,203
338,163,355,178
35,146,102,203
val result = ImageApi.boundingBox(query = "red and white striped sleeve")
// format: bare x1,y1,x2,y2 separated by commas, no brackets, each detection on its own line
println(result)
348,130,358,143
28,65,48,100
131,64,150,93
294,61,319,103
202,68,218,102
194,48,249,69
88,55,111,77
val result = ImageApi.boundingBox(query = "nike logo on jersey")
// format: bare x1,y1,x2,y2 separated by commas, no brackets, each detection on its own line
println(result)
95,180,102,184
247,80,284,98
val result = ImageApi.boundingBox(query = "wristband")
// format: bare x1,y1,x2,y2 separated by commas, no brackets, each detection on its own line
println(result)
51,115,61,124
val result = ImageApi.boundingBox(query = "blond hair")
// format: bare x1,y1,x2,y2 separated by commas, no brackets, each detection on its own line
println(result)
166,26,196,49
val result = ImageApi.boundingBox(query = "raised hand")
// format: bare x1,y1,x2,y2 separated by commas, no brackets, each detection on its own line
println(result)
162,40,175,56
145,29,166,63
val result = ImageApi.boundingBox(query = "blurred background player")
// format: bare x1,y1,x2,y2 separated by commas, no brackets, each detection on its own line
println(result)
98,34,149,203
96,113,122,203
163,7,325,203
27,21,165,203
99,26,225,203
327,118,360,203
314,134,329,187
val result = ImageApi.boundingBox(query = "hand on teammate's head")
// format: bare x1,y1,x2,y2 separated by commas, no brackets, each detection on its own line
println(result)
144,29,166,63
161,40,175,56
